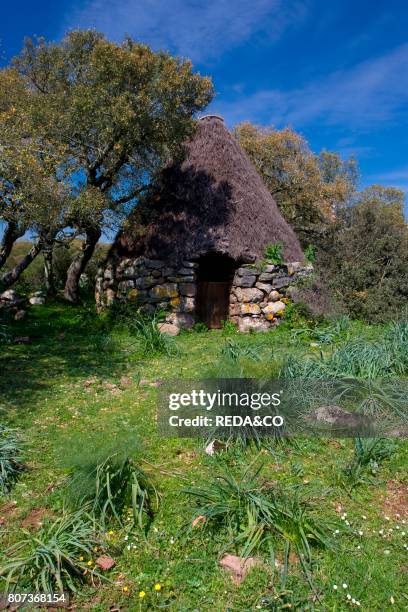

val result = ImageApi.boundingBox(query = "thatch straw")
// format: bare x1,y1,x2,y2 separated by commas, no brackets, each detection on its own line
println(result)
114,116,303,264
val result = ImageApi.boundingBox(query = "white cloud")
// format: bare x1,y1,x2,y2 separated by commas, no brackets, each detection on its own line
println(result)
66,0,308,61
213,43,408,128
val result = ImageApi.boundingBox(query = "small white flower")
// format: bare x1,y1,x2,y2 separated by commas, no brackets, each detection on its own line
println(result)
347,593,351,600
356,601,361,606
352,598,356,604
379,529,384,534
357,545,361,550
345,520,350,526
362,515,367,520
390,596,395,604
358,530,363,536
342,583,348,589
385,516,390,521
170,536,175,544
396,525,400,530
335,529,340,534
333,585,338,590
126,545,131,550
402,531,406,536
384,549,391,555
124,535,128,541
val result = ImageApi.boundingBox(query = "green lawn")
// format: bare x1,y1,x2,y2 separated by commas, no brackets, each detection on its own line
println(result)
0,304,407,611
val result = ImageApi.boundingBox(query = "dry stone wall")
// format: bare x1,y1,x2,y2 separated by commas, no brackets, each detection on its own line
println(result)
100,257,312,333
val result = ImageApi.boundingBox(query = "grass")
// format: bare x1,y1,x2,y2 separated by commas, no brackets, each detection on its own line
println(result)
0,425,24,495
0,303,406,610
0,508,105,593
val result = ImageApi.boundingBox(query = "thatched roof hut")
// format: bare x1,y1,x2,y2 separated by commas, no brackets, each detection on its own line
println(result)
100,116,309,332
114,115,303,264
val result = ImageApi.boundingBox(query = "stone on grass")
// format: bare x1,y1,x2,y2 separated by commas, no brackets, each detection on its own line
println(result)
14,310,26,321
219,554,262,585
96,555,116,571
238,317,270,333
158,322,180,336
205,440,228,456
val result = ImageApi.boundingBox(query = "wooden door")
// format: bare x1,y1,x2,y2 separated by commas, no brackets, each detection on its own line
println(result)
197,281,230,328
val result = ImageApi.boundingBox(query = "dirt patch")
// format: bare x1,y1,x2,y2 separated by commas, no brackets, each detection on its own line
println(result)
0,501,19,525
381,480,408,518
21,508,50,529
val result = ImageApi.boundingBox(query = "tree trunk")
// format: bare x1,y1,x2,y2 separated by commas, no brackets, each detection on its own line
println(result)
64,227,101,303
43,246,56,296
0,239,42,291
0,222,23,271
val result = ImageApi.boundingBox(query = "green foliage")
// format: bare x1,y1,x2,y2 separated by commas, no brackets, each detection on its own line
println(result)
192,321,209,333
65,453,159,531
290,315,351,345
304,244,316,263
339,437,395,490
184,463,332,569
0,424,24,494
0,509,104,593
220,338,260,362
264,242,284,265
320,185,408,322
221,319,237,335
132,311,178,357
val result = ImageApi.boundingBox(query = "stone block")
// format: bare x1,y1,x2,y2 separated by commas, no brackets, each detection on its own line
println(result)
182,261,198,268
237,267,257,276
268,290,281,301
173,297,195,312
258,272,274,282
262,301,286,316
177,267,196,276
240,303,261,315
234,287,263,303
287,261,302,275
144,259,165,269
179,283,196,296
149,283,179,299
158,322,180,336
167,312,195,329
136,276,157,289
255,282,272,293
234,275,256,288
229,303,240,316
264,264,277,273
271,276,291,289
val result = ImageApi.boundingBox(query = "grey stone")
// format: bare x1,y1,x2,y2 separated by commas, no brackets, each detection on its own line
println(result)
151,269,162,278
237,267,257,276
234,275,256,288
1,289,19,302
14,309,26,321
258,272,274,282
162,267,175,276
168,276,194,283
271,276,291,289
238,317,270,333
177,267,196,276
234,287,263,303
167,312,195,329
144,259,165,269
255,282,272,293
136,276,157,289
29,296,45,305
182,261,198,268
179,283,196,297
174,297,195,313
123,266,135,277
264,264,276,273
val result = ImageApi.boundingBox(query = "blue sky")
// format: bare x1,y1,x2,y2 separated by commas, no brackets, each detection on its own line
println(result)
1,0,408,211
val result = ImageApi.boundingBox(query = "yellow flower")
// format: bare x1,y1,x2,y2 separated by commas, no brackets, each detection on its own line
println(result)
79,556,84,561
108,530,114,535
87,560,93,566
123,586,129,593
114,143,121,150
139,591,146,599
154,583,161,591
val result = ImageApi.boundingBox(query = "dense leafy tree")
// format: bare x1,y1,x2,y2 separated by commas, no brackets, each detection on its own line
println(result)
235,122,358,246
321,186,408,322
12,31,214,301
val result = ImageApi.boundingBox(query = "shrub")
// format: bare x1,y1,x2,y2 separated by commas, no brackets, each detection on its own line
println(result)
133,311,178,357
0,425,24,494
0,509,104,593
184,464,332,569
65,453,159,531
264,242,284,265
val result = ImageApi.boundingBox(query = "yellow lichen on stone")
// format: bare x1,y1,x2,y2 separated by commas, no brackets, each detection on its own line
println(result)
128,289,138,300
170,297,181,307
266,313,274,321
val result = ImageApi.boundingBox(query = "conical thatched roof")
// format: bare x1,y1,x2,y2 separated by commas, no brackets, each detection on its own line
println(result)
115,115,303,264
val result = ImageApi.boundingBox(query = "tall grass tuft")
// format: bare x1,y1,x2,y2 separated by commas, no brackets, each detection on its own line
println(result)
184,463,332,571
132,311,178,357
65,453,159,531
0,509,105,593
0,425,24,495
338,437,395,490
